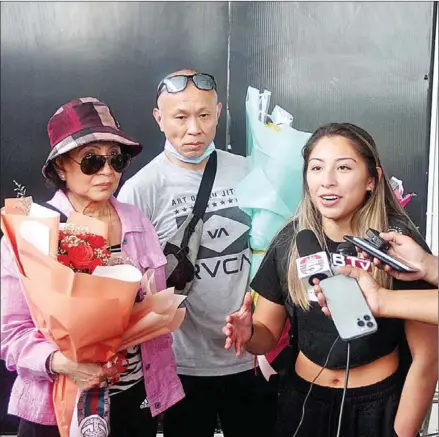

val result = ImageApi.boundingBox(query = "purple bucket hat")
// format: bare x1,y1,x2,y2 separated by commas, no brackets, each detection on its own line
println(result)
42,97,142,178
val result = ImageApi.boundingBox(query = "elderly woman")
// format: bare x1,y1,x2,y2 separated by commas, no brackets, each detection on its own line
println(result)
1,97,184,437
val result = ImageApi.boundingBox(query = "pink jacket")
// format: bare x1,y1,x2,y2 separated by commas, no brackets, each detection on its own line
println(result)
1,190,184,425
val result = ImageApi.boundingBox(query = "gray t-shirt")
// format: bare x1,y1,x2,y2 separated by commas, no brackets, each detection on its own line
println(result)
118,150,254,376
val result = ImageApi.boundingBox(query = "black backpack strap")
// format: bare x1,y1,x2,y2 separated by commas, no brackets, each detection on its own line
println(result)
42,202,68,223
181,151,217,248
191,151,217,220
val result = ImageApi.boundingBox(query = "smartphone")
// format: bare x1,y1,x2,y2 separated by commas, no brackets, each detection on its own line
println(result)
344,235,417,273
319,275,377,341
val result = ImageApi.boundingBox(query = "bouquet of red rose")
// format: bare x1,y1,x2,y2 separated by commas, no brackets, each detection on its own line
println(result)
1,197,186,437
57,226,111,273
55,224,129,437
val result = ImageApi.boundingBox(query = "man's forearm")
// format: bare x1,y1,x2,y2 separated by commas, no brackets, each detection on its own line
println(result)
394,362,437,437
380,289,438,325
244,322,278,356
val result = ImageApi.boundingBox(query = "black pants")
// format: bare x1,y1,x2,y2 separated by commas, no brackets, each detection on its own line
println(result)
18,381,157,437
163,369,278,437
18,420,60,437
275,368,407,437
109,380,157,437
0,360,19,434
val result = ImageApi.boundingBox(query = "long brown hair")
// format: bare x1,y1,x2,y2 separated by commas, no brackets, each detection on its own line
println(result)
287,123,415,309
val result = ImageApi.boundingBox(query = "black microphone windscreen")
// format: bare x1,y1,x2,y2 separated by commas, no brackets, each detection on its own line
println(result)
296,229,323,257
336,241,357,257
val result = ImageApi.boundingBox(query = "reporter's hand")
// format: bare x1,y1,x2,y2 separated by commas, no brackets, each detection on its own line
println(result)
358,232,428,282
313,278,332,318
223,292,253,357
313,266,383,318
51,352,119,390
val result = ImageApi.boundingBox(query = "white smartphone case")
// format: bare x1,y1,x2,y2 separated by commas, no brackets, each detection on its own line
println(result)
319,275,378,341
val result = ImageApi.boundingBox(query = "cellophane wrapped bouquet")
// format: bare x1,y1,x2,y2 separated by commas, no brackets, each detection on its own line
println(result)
1,193,186,437
235,86,312,380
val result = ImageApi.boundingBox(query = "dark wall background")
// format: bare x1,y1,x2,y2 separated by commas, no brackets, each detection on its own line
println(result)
0,1,436,432
229,1,437,235
1,1,229,202
1,2,436,232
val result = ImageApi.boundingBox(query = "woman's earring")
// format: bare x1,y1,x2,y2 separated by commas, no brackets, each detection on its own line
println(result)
59,173,66,181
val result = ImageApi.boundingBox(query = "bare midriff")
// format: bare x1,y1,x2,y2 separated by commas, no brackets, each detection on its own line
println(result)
295,348,399,388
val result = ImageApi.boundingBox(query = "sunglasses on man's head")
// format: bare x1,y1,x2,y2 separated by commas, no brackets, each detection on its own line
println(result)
69,153,132,175
156,73,217,100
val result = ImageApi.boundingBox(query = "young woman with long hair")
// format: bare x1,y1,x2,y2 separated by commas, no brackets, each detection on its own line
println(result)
223,123,437,437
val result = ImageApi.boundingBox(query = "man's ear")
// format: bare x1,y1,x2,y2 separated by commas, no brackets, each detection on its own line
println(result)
153,108,164,133
216,102,222,125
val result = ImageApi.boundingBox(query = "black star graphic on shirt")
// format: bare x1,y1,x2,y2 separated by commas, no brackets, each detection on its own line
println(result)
182,207,187,212
220,200,226,205
228,198,234,204
174,209,179,214
212,202,218,207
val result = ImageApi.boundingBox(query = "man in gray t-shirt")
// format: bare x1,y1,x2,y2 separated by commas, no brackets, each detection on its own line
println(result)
118,70,277,437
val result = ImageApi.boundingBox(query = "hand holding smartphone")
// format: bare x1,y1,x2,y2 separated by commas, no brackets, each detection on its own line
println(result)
319,275,377,341
344,229,418,274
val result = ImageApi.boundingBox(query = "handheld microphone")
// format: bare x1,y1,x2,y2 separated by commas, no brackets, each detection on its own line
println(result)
296,230,333,293
331,242,372,272
336,241,357,257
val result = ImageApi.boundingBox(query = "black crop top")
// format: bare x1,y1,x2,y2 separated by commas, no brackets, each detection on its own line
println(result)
250,217,434,370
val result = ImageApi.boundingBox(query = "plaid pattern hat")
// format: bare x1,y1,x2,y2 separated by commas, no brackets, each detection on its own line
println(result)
42,97,142,177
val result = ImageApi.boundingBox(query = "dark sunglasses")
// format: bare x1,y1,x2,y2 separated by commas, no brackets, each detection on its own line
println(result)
156,73,217,100
69,153,131,175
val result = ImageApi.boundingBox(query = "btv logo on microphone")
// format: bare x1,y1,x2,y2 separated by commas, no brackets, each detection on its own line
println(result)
331,253,372,271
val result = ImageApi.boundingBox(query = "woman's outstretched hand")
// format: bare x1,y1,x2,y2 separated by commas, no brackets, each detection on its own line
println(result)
223,292,253,357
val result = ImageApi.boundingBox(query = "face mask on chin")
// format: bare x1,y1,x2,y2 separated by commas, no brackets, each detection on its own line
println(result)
164,140,215,164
